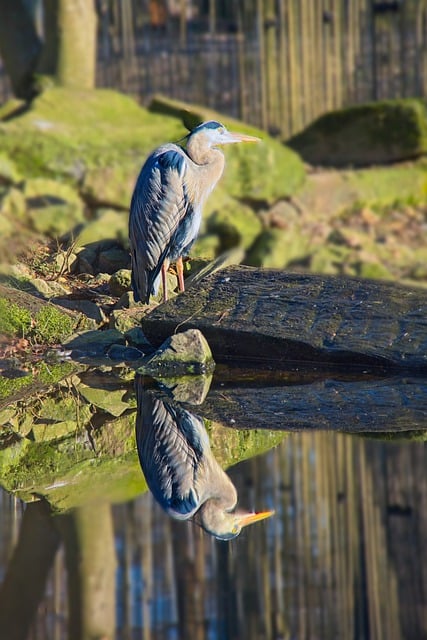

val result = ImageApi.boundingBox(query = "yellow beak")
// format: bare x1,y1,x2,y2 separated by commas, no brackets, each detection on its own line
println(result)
237,510,275,528
222,131,261,145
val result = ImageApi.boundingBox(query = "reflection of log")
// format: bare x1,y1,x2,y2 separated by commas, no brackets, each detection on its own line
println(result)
142,267,427,372
0,501,60,640
200,376,427,432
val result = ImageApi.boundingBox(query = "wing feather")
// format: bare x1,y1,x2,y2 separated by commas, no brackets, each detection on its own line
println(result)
129,144,190,302
136,388,210,519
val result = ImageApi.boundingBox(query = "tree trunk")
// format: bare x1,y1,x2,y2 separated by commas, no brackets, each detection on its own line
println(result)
0,0,42,98
56,0,97,89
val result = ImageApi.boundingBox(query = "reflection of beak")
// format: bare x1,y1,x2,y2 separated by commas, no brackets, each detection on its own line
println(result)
222,131,261,145
238,510,275,528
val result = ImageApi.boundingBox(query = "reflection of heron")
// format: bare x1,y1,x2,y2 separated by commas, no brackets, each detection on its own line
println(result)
135,380,273,540
129,121,260,303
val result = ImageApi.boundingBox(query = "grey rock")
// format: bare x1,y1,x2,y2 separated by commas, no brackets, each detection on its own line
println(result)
137,329,215,377
62,329,126,357
109,269,132,297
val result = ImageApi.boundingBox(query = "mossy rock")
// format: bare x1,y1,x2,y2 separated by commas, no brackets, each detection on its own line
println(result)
73,208,128,249
0,152,22,183
0,88,305,254
206,198,263,251
245,227,311,269
287,98,427,167
0,284,82,344
0,87,184,189
0,187,27,219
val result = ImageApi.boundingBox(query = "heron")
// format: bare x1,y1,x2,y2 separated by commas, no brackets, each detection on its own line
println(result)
129,120,260,304
135,379,274,540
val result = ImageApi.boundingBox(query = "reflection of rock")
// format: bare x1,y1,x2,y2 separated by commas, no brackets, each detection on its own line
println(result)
156,373,213,405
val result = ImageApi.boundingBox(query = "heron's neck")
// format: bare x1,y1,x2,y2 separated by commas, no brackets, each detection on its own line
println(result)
185,142,225,203
186,138,224,168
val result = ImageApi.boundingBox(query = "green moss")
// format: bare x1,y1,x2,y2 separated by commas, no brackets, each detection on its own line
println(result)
0,298,32,336
0,88,184,184
33,304,75,344
206,198,262,251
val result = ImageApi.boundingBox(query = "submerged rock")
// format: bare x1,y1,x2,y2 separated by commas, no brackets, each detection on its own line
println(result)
62,329,126,358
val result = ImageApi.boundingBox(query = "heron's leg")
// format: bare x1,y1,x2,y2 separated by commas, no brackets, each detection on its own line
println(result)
176,256,185,292
161,259,169,302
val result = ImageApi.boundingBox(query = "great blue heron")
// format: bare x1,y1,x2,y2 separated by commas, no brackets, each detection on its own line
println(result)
135,379,273,540
129,121,260,303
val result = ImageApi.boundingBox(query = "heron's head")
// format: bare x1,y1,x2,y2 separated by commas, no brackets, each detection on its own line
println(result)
198,505,274,540
188,120,261,149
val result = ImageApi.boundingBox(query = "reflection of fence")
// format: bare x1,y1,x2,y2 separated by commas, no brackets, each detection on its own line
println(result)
1,1,427,137
2,431,426,639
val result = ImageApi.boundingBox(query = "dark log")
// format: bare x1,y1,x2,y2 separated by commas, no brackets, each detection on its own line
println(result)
142,267,427,373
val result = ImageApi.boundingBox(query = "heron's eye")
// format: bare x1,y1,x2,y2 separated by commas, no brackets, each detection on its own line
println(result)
218,127,225,134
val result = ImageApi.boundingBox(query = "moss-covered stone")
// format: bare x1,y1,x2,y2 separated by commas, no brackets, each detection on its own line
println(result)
0,153,22,183
138,329,215,377
206,198,262,251
0,284,84,347
109,269,132,297
288,98,427,166
73,208,128,249
0,187,27,219
245,227,311,268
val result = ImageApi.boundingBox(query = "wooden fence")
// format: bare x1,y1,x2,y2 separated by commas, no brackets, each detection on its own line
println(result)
1,0,427,137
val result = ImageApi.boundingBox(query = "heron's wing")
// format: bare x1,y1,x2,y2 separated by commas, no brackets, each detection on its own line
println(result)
136,388,210,519
129,144,191,302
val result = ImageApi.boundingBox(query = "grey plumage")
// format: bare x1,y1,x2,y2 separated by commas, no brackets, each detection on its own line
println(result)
135,378,273,540
129,121,260,303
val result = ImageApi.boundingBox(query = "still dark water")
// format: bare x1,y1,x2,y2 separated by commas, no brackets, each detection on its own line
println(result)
0,424,426,640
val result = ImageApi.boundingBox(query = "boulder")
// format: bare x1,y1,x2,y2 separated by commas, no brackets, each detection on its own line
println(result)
287,99,427,166
246,227,311,269
137,328,215,376
109,269,132,297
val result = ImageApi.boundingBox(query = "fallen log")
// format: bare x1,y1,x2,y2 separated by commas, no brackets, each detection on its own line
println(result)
142,267,427,372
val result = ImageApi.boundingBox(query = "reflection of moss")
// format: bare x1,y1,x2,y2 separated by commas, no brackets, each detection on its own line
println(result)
0,361,76,403
359,430,427,442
